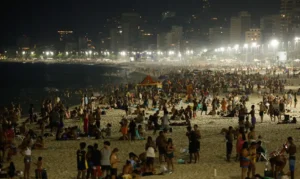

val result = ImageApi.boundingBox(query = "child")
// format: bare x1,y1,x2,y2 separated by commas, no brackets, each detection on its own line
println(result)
245,117,251,133
35,157,43,179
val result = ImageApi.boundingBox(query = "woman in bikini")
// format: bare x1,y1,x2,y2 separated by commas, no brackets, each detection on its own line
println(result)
166,138,174,173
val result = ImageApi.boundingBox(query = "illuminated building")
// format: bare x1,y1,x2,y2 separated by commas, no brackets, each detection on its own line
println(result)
57,31,73,42
245,28,261,43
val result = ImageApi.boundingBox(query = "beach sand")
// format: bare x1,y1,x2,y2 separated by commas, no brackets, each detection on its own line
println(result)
10,87,300,179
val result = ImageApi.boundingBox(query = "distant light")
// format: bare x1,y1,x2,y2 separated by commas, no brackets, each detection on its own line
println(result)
168,51,174,55
66,52,69,55
203,49,208,53
220,47,225,52
120,51,126,56
50,52,54,56
244,44,249,49
234,44,239,50
22,51,26,55
89,51,92,55
130,57,134,61
178,53,182,57
251,42,257,48
46,52,50,56
31,52,35,55
270,39,279,48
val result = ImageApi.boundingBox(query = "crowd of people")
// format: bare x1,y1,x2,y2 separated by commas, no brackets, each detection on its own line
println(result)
0,66,298,179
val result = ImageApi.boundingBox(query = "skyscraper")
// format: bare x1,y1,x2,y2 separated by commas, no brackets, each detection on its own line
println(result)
280,0,300,40
260,15,281,43
121,13,141,51
230,11,251,44
202,0,211,13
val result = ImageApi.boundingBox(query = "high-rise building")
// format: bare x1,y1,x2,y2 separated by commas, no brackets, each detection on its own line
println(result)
157,26,183,51
209,27,229,46
260,15,281,43
230,17,241,44
230,11,251,44
110,28,122,53
245,29,262,44
162,11,176,21
202,0,211,13
121,13,141,51
57,31,73,42
17,35,31,50
280,0,300,40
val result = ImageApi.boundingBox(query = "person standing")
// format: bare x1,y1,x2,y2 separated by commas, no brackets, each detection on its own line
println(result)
100,141,111,178
156,131,167,164
77,142,87,179
92,144,101,179
110,148,120,179
286,137,297,179
28,104,34,124
21,142,32,179
225,126,234,162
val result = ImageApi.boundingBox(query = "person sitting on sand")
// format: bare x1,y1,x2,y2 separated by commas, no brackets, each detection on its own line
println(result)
137,125,145,139
32,136,45,149
122,160,133,179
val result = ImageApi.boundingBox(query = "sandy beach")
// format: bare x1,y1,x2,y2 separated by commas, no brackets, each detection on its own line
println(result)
7,85,300,179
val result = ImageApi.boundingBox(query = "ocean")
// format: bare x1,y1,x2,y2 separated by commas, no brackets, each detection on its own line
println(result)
0,62,144,110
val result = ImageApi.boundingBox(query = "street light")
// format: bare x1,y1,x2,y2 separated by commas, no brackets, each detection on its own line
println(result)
270,39,279,48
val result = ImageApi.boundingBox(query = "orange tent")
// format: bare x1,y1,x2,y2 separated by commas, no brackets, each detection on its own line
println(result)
137,75,162,88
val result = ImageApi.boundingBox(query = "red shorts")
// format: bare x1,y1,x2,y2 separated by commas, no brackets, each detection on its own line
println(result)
93,166,102,177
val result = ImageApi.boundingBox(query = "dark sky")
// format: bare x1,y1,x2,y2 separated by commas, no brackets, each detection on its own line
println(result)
1,0,280,47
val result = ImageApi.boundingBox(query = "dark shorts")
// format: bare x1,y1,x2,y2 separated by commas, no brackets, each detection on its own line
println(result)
158,146,166,155
24,156,31,163
101,165,111,171
146,157,154,164
110,168,117,176
167,152,174,159
274,110,279,116
226,142,233,155
77,163,87,171
189,142,197,153
259,111,264,117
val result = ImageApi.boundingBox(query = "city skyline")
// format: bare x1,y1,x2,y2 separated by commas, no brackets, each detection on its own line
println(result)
1,0,279,47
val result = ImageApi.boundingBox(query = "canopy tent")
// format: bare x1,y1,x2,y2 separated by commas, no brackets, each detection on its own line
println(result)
137,75,162,88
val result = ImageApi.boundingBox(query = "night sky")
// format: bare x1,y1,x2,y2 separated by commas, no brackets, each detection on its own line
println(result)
1,0,279,47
